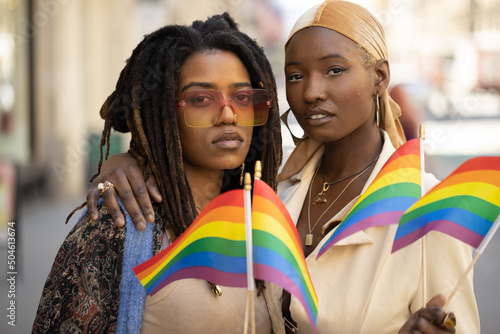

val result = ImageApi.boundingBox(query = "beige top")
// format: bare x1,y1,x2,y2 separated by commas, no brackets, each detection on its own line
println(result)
141,279,271,333
265,131,480,334
140,231,272,333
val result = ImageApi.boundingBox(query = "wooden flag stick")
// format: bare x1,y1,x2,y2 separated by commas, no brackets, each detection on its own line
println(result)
243,289,256,334
254,160,262,180
243,173,255,334
419,124,427,307
243,290,251,334
251,291,256,334
443,254,479,310
249,161,261,334
443,214,500,309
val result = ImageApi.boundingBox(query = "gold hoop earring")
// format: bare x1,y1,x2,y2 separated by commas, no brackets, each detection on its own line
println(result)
239,162,245,185
375,94,380,127
280,108,307,145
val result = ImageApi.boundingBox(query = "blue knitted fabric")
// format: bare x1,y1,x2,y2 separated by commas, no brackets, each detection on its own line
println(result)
78,198,153,333
115,197,153,333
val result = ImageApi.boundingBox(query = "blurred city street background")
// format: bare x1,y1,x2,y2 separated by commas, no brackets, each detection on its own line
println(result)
1,0,500,332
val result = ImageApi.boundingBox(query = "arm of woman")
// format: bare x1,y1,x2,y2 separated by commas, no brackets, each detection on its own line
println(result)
398,294,456,334
86,153,161,230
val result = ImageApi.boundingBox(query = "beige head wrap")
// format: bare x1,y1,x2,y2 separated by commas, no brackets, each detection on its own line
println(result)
285,0,406,149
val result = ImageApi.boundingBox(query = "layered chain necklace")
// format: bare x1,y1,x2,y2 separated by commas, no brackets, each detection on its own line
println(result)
313,155,379,205
305,154,380,247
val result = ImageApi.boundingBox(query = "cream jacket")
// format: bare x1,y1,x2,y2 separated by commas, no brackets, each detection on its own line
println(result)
264,132,479,334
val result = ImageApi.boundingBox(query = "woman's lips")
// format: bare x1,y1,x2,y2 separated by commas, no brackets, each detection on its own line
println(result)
212,131,244,149
303,107,335,125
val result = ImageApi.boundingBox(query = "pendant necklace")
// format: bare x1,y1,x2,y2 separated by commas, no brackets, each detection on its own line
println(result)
305,155,379,247
313,155,380,205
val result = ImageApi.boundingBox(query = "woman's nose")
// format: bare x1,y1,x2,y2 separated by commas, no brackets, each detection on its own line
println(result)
303,76,325,103
215,104,237,125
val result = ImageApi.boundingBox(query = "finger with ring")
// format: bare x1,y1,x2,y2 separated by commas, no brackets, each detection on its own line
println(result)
97,181,115,196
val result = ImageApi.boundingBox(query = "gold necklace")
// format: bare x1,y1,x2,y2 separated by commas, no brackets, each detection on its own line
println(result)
305,163,371,247
313,155,380,205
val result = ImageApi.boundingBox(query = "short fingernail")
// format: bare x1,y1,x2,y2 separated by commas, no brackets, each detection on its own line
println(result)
146,213,154,222
115,217,124,226
92,213,98,221
138,222,146,230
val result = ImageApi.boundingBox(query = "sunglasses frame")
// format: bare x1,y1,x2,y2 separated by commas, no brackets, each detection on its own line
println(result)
175,88,271,127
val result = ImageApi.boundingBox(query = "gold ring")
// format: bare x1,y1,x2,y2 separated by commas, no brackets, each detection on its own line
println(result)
97,181,115,196
441,311,456,329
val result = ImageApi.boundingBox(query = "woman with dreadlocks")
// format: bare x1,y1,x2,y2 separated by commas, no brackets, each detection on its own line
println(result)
32,13,282,333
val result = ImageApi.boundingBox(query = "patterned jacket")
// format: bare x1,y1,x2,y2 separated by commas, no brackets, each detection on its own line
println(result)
32,204,164,333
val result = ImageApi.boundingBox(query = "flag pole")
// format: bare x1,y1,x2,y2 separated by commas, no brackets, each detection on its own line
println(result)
249,161,262,332
254,160,262,180
243,172,255,334
419,124,427,306
443,213,500,309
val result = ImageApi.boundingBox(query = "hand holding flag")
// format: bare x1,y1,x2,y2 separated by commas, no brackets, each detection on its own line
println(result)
391,156,500,309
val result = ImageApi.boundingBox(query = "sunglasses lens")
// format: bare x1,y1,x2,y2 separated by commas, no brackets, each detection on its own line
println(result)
179,89,270,127
182,90,219,127
240,90,270,126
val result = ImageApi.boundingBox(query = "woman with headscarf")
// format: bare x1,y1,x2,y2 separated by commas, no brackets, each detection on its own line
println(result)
271,1,478,333
86,1,479,333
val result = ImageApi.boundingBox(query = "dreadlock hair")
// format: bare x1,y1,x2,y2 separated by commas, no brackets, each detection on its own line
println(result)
89,13,282,238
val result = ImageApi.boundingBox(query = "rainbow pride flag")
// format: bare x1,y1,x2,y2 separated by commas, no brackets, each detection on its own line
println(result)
133,179,318,331
252,178,318,330
392,156,500,253
133,189,247,295
317,139,422,258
